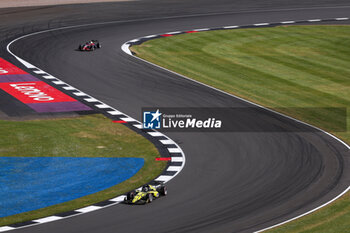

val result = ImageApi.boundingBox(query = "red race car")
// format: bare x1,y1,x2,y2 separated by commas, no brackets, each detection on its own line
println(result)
78,40,101,51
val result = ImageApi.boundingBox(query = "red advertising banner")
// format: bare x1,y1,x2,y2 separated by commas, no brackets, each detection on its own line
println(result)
0,81,76,103
0,57,91,113
0,58,27,75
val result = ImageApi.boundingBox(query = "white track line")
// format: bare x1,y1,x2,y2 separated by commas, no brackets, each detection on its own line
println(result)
144,35,157,38
109,195,126,202
223,25,239,29
160,139,175,145
76,206,102,213
84,97,99,102
281,21,295,24
171,157,183,162
254,23,270,26
107,110,124,115
167,166,182,172
0,227,15,232
63,86,76,90
95,103,111,109
155,175,173,182
41,75,56,79
148,132,164,137
33,70,46,74
33,216,63,223
52,80,66,85
4,13,347,233
168,148,182,153
133,124,143,129
194,28,210,31
5,18,186,232
335,17,349,20
121,18,350,233
308,19,321,22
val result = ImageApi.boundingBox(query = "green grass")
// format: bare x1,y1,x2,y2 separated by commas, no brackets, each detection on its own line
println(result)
0,114,167,226
267,192,350,233
132,25,350,232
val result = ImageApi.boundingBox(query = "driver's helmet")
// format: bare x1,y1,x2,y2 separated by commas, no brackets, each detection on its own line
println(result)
142,185,149,192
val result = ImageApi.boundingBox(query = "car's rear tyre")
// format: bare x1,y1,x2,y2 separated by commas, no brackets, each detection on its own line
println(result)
158,185,167,196
97,43,101,48
126,191,135,200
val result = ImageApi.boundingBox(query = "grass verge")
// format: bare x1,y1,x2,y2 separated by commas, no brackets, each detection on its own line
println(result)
0,114,167,226
131,25,350,232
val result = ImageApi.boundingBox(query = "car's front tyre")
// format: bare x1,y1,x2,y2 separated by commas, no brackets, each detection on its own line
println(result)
147,193,153,203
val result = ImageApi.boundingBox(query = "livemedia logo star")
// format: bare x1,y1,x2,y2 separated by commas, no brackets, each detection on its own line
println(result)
143,109,162,129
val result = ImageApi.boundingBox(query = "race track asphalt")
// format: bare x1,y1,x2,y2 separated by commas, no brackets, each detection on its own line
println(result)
1,1,350,232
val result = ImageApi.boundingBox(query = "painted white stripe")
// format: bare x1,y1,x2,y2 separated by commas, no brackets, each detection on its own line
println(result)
129,39,139,43
16,57,36,68
166,31,181,34
0,227,15,232
95,103,111,109
308,19,321,22
84,97,99,102
171,157,183,162
76,205,101,213
148,132,163,137
52,80,66,85
168,148,182,153
107,110,123,115
3,15,346,232
155,175,172,182
254,23,270,26
144,35,157,38
41,75,56,79
63,86,76,90
34,216,63,223
335,17,349,20
194,28,209,31
120,117,135,122
33,70,46,74
73,92,87,96
281,21,295,24
160,139,175,145
121,43,132,55
109,195,126,202
133,124,143,129
223,25,239,29
167,166,181,172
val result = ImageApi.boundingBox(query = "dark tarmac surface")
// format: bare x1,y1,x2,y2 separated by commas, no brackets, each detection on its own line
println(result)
0,1,349,232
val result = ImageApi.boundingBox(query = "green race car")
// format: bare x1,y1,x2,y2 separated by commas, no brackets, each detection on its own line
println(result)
124,184,167,204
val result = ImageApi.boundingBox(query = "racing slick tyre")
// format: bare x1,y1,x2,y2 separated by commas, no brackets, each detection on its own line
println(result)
147,193,153,203
126,191,135,200
97,43,101,48
158,185,167,196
